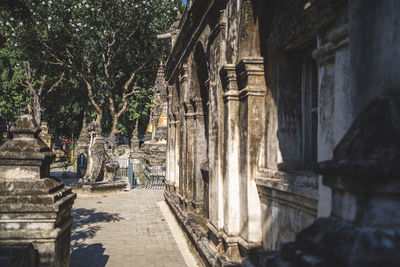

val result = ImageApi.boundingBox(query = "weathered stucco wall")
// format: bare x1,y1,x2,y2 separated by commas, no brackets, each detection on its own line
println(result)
162,0,372,264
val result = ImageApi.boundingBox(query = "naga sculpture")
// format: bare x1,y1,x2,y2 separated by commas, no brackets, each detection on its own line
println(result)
80,121,119,183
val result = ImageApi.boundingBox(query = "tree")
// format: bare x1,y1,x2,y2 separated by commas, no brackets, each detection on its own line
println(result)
18,61,64,125
0,2,67,126
4,0,178,139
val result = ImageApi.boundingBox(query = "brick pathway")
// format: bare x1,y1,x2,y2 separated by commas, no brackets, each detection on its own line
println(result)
70,190,195,267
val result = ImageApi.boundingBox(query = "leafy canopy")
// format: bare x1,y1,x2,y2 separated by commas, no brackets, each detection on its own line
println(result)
0,0,178,136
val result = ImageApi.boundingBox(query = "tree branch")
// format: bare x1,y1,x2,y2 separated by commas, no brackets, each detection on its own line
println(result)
79,70,104,115
21,61,35,96
38,75,47,96
109,95,116,117
65,48,74,66
38,38,68,67
47,72,65,94
103,32,116,79
125,85,138,98
123,60,148,92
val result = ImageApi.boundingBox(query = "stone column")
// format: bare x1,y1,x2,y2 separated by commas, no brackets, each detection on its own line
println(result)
172,120,177,192
179,103,186,202
179,66,188,205
220,64,241,260
166,114,173,192
0,114,76,267
166,86,174,191
174,113,181,193
192,98,206,214
170,119,177,193
184,100,195,212
236,57,264,243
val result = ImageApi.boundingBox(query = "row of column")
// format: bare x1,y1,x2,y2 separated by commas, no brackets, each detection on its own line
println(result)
214,57,265,259
182,99,207,213
166,57,266,259
166,111,180,193
166,90,207,215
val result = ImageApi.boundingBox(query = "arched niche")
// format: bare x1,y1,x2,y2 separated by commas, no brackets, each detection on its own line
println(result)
190,41,210,142
188,41,210,214
171,79,181,115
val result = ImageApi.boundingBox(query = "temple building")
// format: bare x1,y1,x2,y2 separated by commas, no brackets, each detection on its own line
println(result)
163,0,400,265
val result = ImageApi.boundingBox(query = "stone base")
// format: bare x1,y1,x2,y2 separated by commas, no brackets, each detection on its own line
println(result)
191,200,204,215
164,191,243,267
176,197,205,216
166,184,179,194
207,221,262,264
71,180,127,194
166,182,175,193
0,178,76,267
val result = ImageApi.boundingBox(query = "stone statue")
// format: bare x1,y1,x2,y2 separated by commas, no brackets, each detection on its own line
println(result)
80,121,119,183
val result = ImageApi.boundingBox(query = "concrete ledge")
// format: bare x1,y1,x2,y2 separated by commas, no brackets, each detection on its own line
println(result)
164,190,240,267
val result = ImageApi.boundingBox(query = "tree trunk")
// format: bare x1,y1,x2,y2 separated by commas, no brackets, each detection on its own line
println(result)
82,77,104,127
108,88,131,141
96,111,103,124
109,115,119,140
33,94,41,126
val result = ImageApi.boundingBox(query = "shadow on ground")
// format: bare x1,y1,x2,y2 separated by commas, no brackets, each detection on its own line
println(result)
70,208,123,267
70,243,109,267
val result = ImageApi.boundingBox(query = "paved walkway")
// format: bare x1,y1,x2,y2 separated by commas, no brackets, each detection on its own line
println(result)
70,190,199,267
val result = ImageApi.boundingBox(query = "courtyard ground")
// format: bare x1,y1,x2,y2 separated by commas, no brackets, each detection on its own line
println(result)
69,189,200,267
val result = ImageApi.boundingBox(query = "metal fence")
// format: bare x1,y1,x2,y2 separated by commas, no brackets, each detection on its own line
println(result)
129,163,166,189
117,158,130,168
115,158,130,179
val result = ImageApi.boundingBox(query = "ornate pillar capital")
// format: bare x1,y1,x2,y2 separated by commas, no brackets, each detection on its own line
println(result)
184,100,195,118
220,64,240,101
236,57,266,98
220,64,237,91
191,97,204,116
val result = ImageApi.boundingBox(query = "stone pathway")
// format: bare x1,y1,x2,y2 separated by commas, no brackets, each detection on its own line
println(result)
70,190,199,267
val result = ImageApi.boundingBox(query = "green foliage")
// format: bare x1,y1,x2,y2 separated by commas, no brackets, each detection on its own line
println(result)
0,0,178,137
119,86,154,135
42,76,88,138
0,44,30,123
